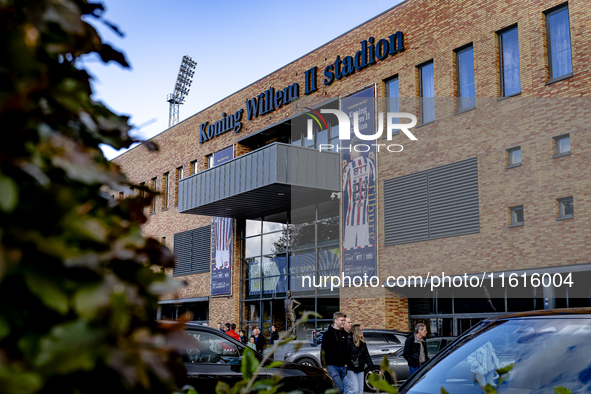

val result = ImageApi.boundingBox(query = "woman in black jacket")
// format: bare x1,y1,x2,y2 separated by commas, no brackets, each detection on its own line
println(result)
346,324,377,394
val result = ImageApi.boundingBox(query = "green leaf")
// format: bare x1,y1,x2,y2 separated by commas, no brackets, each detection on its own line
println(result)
441,387,449,394
484,383,497,393
0,174,18,212
0,366,43,394
496,363,514,376
0,315,10,340
181,385,198,394
554,388,572,394
368,371,398,394
381,355,390,371
24,271,69,315
241,348,258,380
215,381,230,394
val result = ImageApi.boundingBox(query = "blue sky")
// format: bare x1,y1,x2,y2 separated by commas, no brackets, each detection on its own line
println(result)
83,0,404,160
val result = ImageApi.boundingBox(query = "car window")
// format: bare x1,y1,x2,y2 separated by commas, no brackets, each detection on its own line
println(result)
364,332,386,344
426,339,441,354
404,319,591,393
184,330,241,364
384,333,401,344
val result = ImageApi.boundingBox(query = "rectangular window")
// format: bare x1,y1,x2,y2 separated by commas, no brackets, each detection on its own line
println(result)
384,157,479,245
175,166,183,206
162,236,166,245
190,160,197,175
385,75,399,136
140,182,145,198
119,192,124,200
456,45,475,111
162,172,169,210
499,26,521,97
546,5,573,81
173,226,211,276
418,61,435,124
554,134,570,156
558,197,573,219
206,154,214,169
510,206,524,226
151,177,157,213
507,146,521,167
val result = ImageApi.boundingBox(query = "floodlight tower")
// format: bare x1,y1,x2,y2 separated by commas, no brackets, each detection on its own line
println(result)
167,55,197,127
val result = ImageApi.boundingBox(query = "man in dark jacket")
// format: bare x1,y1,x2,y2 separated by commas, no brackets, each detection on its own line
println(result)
403,323,429,376
321,312,350,393
253,326,265,353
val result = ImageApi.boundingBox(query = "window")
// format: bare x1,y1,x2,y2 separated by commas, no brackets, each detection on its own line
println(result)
175,166,183,206
456,45,475,111
554,134,570,156
385,76,399,136
546,5,572,81
507,146,521,167
162,236,166,245
384,157,479,245
150,177,157,213
418,61,435,124
558,197,573,219
162,172,169,210
206,154,214,169
509,205,524,227
498,26,521,97
190,160,197,175
119,192,124,200
173,226,211,275
184,330,240,364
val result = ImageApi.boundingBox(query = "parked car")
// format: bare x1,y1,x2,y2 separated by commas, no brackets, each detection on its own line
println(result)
179,323,335,393
398,308,591,394
284,329,409,368
310,331,326,347
366,336,456,391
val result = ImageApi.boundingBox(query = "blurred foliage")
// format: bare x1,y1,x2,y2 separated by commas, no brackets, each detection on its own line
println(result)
0,0,190,393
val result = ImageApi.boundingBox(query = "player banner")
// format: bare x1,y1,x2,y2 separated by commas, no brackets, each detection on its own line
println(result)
341,86,377,278
211,217,233,296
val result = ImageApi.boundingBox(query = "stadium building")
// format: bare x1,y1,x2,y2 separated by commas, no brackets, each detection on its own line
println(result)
112,0,591,340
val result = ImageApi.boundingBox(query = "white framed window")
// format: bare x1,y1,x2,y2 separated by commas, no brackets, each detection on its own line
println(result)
509,206,524,227
558,197,573,220
507,146,521,167
554,134,570,157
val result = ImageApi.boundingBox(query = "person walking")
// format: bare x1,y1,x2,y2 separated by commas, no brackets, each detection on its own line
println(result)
253,326,265,353
321,312,350,393
344,316,353,335
403,323,430,376
239,329,247,344
217,322,224,332
346,325,377,394
226,323,240,341
247,336,257,350
270,325,279,345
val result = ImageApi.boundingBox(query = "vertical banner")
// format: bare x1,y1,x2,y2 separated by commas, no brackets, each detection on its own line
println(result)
211,217,233,296
341,86,377,278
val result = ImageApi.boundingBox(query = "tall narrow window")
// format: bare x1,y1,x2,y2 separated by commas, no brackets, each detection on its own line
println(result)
140,182,145,198
119,192,124,200
418,61,435,124
175,166,183,206
190,160,197,175
151,177,157,213
546,5,572,81
456,45,475,111
499,26,521,97
205,154,213,169
385,76,399,135
162,172,169,210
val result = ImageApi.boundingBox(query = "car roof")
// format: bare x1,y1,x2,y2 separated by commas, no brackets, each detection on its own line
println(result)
486,307,591,321
363,329,411,336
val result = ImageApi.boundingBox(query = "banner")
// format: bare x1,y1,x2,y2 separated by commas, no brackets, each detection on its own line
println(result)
211,217,233,295
213,145,234,166
341,86,377,278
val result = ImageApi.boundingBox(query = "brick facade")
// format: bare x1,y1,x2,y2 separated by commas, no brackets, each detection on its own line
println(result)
113,0,590,332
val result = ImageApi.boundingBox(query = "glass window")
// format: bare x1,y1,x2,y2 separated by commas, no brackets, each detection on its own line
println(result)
510,206,524,226
151,177,157,213
555,134,570,155
507,147,521,166
384,333,401,345
364,332,386,344
263,231,287,254
558,197,573,218
245,219,261,237
419,61,435,124
190,160,197,175
162,172,169,209
499,26,521,96
244,236,261,258
206,154,214,169
329,123,339,152
546,5,573,81
385,76,399,133
456,46,475,110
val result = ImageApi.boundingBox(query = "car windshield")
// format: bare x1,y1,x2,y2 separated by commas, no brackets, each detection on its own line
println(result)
184,330,241,364
404,318,591,394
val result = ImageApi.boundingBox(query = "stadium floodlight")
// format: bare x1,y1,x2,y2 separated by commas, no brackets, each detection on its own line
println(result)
167,55,197,127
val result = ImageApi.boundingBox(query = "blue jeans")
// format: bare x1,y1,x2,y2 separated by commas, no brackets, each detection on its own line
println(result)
409,365,420,376
344,370,364,394
327,365,348,393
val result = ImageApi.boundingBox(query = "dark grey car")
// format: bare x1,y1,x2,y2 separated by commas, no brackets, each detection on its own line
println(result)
369,336,456,388
284,329,409,368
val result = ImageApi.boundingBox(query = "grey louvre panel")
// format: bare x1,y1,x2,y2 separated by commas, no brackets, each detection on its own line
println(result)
192,225,212,274
173,229,192,276
384,171,429,245
428,158,479,238
384,157,479,246
173,225,212,276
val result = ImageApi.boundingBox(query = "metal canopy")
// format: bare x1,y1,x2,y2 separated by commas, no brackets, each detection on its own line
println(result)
178,143,340,219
